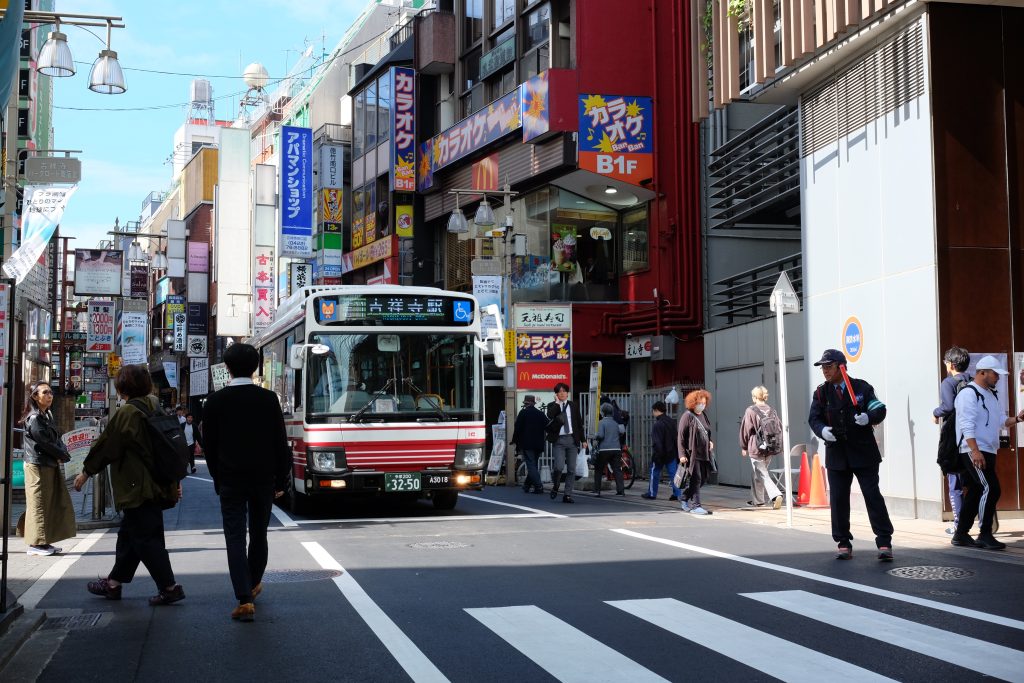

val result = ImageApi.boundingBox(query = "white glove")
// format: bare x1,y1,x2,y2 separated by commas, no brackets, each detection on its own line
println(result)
854,412,869,427
822,427,837,443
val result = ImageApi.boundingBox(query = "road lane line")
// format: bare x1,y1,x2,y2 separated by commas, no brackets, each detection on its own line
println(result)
301,541,449,683
270,505,299,527
19,531,105,610
459,493,568,518
744,590,1024,680
185,475,213,483
466,605,668,682
611,528,1024,631
295,513,552,525
608,598,892,682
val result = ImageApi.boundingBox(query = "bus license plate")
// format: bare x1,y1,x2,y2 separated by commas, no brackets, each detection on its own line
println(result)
423,473,450,488
384,472,422,492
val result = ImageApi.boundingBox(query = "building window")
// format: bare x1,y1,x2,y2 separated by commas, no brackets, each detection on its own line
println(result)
738,23,754,92
464,0,483,46
377,73,391,144
461,48,483,118
490,68,516,100
622,206,649,273
492,0,514,29
365,80,378,150
353,90,365,158
521,2,550,80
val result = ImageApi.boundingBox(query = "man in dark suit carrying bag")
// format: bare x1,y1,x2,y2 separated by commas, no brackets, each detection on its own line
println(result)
546,382,584,504
202,343,291,622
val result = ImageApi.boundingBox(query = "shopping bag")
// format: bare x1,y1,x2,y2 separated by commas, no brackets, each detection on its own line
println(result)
672,465,685,489
574,447,589,479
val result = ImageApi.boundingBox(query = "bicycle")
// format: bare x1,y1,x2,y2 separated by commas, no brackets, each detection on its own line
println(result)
593,444,637,490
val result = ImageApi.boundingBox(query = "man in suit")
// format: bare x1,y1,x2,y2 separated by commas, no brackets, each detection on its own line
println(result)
203,343,291,622
546,382,584,503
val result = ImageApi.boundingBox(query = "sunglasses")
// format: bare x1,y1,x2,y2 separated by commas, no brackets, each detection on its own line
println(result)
37,390,53,396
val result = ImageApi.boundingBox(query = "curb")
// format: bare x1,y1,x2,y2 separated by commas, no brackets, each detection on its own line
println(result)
0,606,46,675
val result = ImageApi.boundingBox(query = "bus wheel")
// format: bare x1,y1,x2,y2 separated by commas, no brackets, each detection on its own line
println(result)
285,470,312,515
432,491,458,510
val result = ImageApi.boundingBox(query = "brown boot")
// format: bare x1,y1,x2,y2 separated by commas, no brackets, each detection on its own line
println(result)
231,603,255,622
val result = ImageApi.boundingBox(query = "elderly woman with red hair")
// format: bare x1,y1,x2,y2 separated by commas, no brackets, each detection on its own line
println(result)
677,389,715,515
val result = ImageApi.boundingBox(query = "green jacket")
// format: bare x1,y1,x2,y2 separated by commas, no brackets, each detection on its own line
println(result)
83,395,178,511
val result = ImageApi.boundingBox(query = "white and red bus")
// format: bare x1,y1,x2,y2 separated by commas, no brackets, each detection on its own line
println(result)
248,285,504,513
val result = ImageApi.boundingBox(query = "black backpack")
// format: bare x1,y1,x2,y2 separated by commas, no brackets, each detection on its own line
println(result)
754,408,783,456
935,379,983,475
128,399,190,484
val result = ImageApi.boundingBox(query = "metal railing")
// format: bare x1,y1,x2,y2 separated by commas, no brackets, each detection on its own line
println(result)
710,253,802,326
314,123,351,144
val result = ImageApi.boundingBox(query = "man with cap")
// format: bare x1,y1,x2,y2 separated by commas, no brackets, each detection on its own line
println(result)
511,394,548,494
808,349,894,561
953,355,1024,550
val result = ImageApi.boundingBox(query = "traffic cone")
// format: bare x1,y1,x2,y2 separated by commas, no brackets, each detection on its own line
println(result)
796,451,811,506
805,453,829,508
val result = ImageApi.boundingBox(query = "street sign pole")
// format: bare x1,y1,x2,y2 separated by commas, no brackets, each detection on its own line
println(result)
770,272,800,529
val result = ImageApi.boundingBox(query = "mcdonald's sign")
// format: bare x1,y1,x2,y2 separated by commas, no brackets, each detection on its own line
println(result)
472,152,499,191
516,362,571,390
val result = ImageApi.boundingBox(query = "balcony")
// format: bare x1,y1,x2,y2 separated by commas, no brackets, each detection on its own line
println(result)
415,10,455,75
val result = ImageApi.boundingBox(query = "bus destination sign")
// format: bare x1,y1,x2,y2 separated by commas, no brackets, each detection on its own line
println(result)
315,295,475,326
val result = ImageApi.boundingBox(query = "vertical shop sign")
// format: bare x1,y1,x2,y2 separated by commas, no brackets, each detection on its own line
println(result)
253,246,275,331
319,144,343,189
578,94,653,185
280,125,314,258
187,241,209,272
390,66,416,192
165,294,185,329
120,311,148,365
0,285,8,394
86,300,115,353
395,204,414,238
173,312,187,352
289,262,311,295
129,264,149,298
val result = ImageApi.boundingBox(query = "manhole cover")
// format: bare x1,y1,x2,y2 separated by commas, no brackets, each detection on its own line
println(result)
41,613,105,631
887,566,974,580
408,541,471,549
260,569,342,583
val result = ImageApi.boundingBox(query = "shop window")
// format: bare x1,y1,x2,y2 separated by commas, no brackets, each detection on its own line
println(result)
464,0,484,46
353,90,365,158
377,74,391,144
622,206,649,273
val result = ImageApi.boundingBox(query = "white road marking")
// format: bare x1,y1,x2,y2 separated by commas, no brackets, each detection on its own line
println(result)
271,505,299,528
611,528,1024,632
302,542,449,683
295,513,552,525
466,605,668,683
460,493,568,518
19,532,105,610
745,590,1024,681
185,475,213,483
609,598,892,682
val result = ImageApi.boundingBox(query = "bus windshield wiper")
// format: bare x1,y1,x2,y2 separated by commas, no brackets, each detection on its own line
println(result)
350,378,397,422
403,378,449,420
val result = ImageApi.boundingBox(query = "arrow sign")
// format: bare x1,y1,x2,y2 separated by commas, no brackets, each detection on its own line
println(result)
770,271,800,313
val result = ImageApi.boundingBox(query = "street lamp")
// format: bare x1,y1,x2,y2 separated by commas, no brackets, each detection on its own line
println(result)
108,229,168,269
37,23,75,77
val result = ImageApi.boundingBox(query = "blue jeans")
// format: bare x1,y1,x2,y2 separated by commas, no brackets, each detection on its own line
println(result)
647,459,681,498
521,449,542,490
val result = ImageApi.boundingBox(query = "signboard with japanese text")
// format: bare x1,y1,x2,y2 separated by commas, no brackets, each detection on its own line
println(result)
163,362,178,389
74,249,123,297
344,235,394,274
253,246,276,331
516,362,571,390
289,262,311,295
173,312,186,352
165,295,185,329
318,144,344,189
187,334,207,358
280,125,314,258
129,264,149,298
472,275,502,339
190,357,209,373
86,300,115,353
625,335,652,359
211,362,231,391
187,241,209,272
516,332,571,362
191,369,209,396
120,311,147,365
0,285,8,394
390,66,416,192
514,304,571,330
61,427,98,480
3,185,79,284
578,94,653,185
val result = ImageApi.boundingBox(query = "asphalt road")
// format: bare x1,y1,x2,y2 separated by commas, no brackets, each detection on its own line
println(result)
11,464,1024,682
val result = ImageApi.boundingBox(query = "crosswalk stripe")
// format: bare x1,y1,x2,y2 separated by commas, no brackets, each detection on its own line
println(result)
465,605,668,682
743,590,1024,681
608,598,893,682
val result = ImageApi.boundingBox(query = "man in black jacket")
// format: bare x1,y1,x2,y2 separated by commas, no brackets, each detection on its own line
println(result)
511,395,548,494
545,382,584,503
642,401,681,501
203,343,291,622
808,348,893,562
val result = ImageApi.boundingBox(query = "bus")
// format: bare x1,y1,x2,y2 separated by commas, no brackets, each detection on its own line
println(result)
248,285,504,513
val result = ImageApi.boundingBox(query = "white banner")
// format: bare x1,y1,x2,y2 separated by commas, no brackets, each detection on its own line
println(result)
86,300,115,353
120,311,148,364
191,369,209,396
473,275,502,339
211,362,231,391
163,361,178,389
2,185,78,283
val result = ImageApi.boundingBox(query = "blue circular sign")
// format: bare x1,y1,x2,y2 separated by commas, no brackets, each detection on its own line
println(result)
842,317,863,362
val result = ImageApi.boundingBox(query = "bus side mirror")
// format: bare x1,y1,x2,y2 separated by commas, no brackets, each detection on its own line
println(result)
289,344,305,370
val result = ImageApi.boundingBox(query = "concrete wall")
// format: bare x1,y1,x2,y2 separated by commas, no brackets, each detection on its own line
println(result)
800,22,941,518
704,313,808,488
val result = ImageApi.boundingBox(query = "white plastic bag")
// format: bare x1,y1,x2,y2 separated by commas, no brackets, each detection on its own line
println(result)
574,445,589,479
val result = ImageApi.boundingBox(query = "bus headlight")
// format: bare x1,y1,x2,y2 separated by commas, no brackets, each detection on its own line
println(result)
309,450,346,472
455,445,484,469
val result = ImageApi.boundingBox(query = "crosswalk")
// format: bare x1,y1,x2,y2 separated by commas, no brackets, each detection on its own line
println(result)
464,591,1024,683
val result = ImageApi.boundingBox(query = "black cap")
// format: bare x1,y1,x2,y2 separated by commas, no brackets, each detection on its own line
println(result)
813,349,847,366
522,394,536,405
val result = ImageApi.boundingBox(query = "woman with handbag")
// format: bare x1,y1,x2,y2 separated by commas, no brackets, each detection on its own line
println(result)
677,389,715,516
20,380,77,556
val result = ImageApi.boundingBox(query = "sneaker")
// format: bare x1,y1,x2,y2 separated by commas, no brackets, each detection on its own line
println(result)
615,491,625,496
835,545,853,560
668,495,679,502
231,603,255,622
945,525,956,535
877,547,894,562
745,500,765,508
191,467,197,474
641,493,655,500
532,487,545,494
772,496,784,510
87,578,122,600
951,533,978,548
562,495,575,504
149,584,186,606
690,506,710,516
975,534,1006,550
26,545,56,556
680,500,691,512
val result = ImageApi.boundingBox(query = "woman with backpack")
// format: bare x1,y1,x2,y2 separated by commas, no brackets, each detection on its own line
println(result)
72,365,185,606
739,385,785,509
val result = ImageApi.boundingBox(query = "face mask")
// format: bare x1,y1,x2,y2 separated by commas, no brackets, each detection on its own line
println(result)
694,403,706,414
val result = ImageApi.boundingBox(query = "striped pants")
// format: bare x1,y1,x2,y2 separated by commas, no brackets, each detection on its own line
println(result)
956,451,1000,536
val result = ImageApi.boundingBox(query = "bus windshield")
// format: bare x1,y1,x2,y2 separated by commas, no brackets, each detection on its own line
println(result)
306,332,480,418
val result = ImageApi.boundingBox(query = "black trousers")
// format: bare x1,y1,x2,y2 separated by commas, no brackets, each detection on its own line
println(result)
593,450,623,493
956,451,1000,536
109,501,176,589
219,484,275,603
827,465,894,548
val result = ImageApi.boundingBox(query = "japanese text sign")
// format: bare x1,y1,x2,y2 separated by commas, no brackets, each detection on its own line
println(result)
578,94,653,185
516,332,571,361
390,67,416,192
129,264,149,298
86,300,115,353
253,246,276,331
280,125,313,257
319,145,343,189
173,312,186,352
625,335,652,359
514,304,571,330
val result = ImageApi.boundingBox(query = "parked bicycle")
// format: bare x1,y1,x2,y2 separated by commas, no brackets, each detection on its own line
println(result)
593,444,637,490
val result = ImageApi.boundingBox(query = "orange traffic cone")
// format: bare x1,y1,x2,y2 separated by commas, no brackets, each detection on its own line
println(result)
796,451,811,506
805,453,829,508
